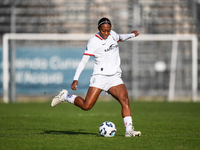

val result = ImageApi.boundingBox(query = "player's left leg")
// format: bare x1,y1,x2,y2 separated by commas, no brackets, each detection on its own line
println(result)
108,84,131,118
108,84,141,137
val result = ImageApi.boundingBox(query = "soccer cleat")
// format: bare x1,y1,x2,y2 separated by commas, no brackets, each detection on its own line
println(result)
51,89,68,107
125,127,141,137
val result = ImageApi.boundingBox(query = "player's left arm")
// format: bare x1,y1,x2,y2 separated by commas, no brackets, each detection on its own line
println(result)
118,30,139,42
131,30,139,36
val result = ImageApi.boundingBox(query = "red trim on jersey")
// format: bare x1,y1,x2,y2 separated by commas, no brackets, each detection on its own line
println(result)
117,35,120,42
95,34,103,40
84,53,94,56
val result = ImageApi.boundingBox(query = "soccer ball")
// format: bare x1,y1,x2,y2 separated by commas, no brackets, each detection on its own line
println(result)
99,121,117,137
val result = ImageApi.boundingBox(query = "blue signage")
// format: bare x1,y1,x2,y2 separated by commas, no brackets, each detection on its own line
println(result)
0,46,94,97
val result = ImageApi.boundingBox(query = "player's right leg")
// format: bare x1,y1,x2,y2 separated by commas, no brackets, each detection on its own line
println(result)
51,89,68,107
51,87,102,110
74,87,102,110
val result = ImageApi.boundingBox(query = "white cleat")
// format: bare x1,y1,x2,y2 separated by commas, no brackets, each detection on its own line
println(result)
51,89,68,107
125,128,141,137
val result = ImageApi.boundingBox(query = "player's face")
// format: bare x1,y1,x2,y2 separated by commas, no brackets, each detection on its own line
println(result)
98,24,111,39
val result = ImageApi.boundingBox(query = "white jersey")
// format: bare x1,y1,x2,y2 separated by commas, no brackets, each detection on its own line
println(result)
84,30,121,75
73,30,135,81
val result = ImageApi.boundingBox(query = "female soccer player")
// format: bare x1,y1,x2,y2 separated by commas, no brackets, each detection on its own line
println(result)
51,17,141,137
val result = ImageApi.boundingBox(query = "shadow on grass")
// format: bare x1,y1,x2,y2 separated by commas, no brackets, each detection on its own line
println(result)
42,130,98,136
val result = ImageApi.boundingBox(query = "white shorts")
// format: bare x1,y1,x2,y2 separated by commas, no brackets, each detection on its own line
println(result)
89,73,124,91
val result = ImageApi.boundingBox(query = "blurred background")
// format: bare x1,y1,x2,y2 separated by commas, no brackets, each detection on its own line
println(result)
0,0,200,102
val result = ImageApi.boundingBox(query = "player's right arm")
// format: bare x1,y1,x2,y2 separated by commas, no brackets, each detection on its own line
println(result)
71,80,78,90
71,55,90,90
71,37,97,90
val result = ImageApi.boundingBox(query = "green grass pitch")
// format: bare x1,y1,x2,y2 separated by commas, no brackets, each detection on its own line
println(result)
0,101,200,150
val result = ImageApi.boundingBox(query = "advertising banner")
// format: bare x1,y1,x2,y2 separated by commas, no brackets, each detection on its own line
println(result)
0,46,94,97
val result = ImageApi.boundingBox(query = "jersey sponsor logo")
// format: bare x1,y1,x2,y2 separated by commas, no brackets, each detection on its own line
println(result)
104,44,118,52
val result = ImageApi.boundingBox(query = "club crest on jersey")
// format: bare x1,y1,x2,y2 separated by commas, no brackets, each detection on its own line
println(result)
104,44,118,52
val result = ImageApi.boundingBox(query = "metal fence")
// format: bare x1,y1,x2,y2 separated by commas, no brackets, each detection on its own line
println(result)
0,0,199,102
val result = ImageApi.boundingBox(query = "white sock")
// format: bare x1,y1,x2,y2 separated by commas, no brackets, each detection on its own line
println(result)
123,116,133,132
64,93,77,104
